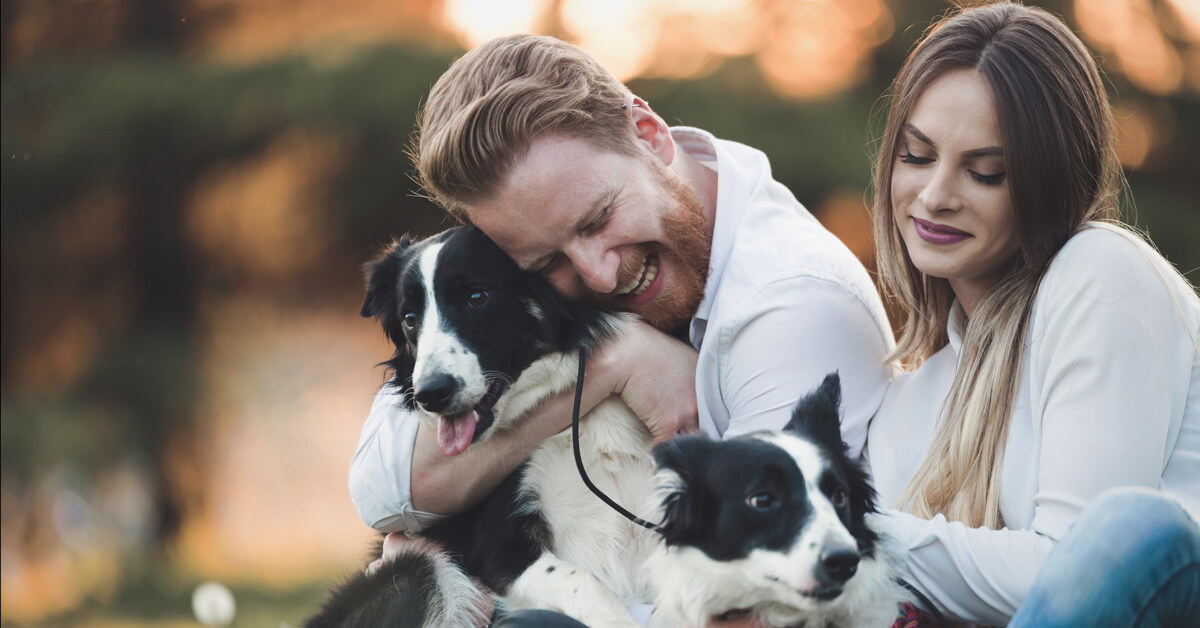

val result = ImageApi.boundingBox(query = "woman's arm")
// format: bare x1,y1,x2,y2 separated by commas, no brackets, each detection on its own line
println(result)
877,229,1197,623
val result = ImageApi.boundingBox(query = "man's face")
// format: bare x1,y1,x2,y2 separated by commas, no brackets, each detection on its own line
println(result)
468,134,711,331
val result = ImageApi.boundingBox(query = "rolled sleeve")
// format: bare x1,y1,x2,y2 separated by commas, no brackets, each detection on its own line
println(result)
349,386,445,534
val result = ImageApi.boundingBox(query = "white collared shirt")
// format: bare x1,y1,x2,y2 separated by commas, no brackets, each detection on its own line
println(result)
349,128,896,533
866,224,1200,625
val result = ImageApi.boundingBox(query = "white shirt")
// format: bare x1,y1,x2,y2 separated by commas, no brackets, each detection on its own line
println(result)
349,128,895,533
866,225,1200,625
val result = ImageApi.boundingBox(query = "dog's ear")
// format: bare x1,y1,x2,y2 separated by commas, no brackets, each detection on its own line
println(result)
652,435,718,547
361,236,418,399
361,236,415,345
784,372,844,452
518,272,613,350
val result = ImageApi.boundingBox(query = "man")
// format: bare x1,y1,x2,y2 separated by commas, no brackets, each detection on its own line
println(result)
350,34,894,540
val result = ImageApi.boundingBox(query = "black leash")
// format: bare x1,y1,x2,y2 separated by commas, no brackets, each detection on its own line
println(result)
571,346,666,535
896,578,949,625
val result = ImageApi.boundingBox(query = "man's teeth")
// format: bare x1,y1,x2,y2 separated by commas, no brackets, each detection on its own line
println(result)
619,254,659,296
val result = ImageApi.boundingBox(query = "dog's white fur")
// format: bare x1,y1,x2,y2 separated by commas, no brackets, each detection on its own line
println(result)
412,243,490,406
423,550,493,628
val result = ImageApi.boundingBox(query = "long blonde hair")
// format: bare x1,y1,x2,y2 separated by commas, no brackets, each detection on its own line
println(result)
873,2,1121,528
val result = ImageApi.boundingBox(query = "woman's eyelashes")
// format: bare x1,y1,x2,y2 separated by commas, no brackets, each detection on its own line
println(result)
898,151,933,165
970,170,1006,186
898,146,1007,187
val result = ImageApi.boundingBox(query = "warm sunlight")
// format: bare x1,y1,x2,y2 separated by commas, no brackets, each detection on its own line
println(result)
439,0,892,97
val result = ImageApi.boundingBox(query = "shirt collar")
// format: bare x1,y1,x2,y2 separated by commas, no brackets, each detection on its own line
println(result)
947,299,966,358
670,127,736,348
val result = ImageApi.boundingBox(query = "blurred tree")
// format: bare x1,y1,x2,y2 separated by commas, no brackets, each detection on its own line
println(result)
1,45,452,553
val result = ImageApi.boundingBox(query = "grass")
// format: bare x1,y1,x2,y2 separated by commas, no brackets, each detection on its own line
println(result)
2,570,340,628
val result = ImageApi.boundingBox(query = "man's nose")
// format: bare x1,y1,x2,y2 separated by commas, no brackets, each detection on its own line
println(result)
917,163,963,214
561,239,621,296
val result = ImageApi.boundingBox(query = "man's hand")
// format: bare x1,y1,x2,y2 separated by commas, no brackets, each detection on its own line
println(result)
365,532,446,576
595,320,700,444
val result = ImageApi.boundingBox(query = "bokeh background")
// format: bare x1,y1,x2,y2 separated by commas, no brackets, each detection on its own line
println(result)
2,0,1197,625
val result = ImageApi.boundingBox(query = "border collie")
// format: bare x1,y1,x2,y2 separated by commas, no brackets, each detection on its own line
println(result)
647,374,908,628
306,226,660,627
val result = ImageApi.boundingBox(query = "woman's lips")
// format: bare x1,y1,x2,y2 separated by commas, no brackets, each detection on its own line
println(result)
913,217,972,244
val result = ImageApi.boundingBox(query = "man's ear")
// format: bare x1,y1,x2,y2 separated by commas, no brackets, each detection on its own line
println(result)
628,95,675,167
361,237,415,345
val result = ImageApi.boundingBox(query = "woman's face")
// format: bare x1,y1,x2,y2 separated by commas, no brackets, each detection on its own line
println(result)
891,69,1020,315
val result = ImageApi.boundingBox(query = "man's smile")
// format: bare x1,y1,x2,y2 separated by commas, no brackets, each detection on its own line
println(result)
617,251,659,297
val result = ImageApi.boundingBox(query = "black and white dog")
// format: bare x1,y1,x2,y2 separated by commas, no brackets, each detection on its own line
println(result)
647,374,908,628
307,226,660,628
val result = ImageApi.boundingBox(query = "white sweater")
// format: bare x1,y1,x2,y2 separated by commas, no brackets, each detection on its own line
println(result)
866,224,1200,625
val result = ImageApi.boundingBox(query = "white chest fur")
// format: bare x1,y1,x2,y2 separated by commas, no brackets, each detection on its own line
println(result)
494,346,662,610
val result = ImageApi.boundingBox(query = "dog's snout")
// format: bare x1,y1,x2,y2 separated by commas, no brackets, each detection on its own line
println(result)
414,373,460,412
818,547,859,584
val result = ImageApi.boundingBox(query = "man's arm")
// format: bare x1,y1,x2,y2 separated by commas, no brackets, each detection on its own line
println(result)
350,320,698,531
716,278,894,456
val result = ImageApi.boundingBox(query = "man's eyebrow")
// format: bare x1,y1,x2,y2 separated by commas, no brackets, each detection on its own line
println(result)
573,188,617,232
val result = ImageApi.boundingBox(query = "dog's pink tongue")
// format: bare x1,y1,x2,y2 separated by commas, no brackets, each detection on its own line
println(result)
437,411,478,456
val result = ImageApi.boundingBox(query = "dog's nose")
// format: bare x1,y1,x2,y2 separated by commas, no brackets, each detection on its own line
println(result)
414,373,459,413
818,548,859,584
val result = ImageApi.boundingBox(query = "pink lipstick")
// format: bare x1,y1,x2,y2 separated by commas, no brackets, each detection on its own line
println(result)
913,217,972,244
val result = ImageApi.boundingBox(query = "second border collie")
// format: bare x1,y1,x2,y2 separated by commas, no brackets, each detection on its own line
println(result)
307,226,659,627
647,374,910,628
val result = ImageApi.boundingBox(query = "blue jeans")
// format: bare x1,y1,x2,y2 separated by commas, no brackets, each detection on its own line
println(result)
1011,487,1200,628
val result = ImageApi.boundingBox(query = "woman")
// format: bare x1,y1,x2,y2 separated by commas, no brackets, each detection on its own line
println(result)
866,2,1200,626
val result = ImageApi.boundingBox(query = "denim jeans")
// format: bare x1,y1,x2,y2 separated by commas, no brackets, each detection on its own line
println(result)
1010,487,1200,628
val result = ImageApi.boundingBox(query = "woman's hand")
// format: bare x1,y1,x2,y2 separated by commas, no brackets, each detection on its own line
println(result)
594,320,700,444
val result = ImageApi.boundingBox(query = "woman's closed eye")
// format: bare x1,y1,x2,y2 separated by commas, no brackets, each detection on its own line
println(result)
898,151,933,165
969,170,1006,186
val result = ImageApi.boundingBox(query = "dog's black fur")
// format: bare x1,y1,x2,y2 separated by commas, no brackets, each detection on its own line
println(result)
654,375,878,564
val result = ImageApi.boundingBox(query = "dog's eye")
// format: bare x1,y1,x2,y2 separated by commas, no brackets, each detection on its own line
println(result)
829,489,848,510
746,492,777,511
467,290,489,308
402,311,418,329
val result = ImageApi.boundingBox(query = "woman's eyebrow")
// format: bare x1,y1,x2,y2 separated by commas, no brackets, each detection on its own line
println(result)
961,146,1004,158
903,123,1002,158
902,123,936,148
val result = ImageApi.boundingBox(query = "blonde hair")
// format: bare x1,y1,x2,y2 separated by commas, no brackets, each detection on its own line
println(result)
413,34,639,218
873,1,1121,528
